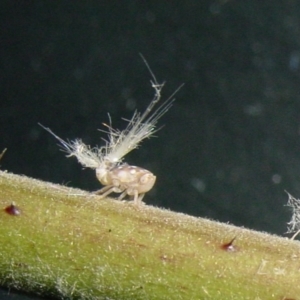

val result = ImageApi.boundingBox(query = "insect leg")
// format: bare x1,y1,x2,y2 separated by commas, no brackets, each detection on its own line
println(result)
117,190,128,201
94,185,112,195
94,185,124,199
134,191,145,206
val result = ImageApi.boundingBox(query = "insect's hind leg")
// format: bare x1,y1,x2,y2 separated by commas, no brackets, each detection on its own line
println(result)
93,185,112,196
94,185,124,199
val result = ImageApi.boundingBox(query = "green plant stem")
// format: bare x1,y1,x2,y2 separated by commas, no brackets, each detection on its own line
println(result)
0,170,299,299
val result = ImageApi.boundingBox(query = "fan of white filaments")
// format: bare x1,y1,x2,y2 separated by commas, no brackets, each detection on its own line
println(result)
39,79,181,171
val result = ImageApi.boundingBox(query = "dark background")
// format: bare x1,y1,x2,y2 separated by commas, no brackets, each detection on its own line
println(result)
2,0,300,239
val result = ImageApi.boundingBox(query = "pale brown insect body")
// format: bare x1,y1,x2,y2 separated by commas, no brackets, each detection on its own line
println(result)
96,164,156,204
40,57,181,205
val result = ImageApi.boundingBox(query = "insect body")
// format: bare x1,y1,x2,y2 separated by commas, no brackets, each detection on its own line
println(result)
95,164,156,204
40,57,181,205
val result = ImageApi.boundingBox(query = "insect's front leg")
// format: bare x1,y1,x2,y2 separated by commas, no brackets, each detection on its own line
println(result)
133,192,145,206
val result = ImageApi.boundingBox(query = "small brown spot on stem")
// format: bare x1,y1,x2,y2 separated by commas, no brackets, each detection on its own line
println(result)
221,237,237,252
0,148,7,161
4,203,21,216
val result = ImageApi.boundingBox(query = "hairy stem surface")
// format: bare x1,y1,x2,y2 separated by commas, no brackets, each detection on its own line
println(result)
0,170,299,299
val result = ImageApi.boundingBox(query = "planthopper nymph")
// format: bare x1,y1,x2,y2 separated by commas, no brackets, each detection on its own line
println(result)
40,56,182,205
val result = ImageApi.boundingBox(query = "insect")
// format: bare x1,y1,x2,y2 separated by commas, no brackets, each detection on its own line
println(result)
40,56,182,205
